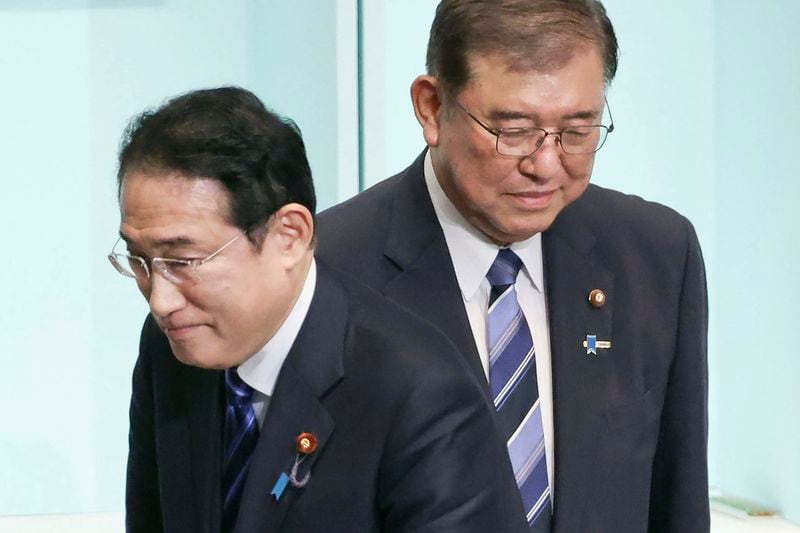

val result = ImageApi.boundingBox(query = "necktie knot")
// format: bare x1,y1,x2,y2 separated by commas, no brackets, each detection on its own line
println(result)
225,368,254,407
487,248,523,288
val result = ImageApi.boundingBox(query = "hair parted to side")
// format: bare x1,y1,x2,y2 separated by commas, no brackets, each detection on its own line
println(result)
426,0,619,94
117,86,316,246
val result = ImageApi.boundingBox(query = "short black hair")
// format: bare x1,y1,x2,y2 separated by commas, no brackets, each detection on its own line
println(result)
117,86,316,246
427,0,619,95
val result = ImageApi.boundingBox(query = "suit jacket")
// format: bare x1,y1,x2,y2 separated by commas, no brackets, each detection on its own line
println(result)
316,151,710,533
125,261,529,533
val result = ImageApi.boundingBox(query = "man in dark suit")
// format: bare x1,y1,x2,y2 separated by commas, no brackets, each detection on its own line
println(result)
317,1,709,531
109,87,528,532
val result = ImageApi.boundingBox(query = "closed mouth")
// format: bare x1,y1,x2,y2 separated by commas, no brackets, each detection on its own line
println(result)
511,189,557,198
162,322,206,339
507,189,557,209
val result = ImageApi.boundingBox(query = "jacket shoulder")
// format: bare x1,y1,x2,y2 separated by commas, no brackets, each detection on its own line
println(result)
316,157,428,283
571,184,699,254
339,275,467,378
317,172,402,241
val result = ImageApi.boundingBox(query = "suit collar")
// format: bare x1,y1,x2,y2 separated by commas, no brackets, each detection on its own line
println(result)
238,260,318,397
423,150,545,297
383,150,442,268
232,262,345,532
381,150,488,387
281,261,347,398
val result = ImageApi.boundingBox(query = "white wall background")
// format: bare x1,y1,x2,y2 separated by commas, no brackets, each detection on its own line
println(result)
711,0,800,519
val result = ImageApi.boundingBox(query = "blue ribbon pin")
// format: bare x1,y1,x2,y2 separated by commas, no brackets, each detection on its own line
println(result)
271,472,290,501
583,335,611,355
585,335,597,355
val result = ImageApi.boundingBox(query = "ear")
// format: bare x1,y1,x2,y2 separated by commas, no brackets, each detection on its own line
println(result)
262,203,314,269
410,75,444,147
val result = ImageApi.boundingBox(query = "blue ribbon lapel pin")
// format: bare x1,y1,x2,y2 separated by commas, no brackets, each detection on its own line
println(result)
583,334,611,356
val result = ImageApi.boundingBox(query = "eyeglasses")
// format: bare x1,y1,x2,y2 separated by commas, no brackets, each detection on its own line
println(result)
456,98,614,157
107,231,246,285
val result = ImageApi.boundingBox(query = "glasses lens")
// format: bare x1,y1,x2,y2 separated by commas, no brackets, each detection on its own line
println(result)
497,130,546,157
153,259,197,285
108,253,148,279
561,126,608,155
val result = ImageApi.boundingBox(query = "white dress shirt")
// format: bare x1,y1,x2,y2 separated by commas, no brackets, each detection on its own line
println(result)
237,259,317,429
424,152,555,497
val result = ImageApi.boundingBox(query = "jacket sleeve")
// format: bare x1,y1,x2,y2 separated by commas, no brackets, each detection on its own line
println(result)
125,317,164,533
648,220,710,532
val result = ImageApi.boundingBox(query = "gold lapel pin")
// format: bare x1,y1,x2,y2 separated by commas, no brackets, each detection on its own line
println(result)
296,432,318,455
588,289,606,308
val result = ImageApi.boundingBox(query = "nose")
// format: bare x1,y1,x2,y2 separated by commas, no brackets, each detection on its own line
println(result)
519,134,562,180
143,270,187,319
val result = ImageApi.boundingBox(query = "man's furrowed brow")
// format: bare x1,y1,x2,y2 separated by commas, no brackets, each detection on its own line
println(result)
487,109,536,121
118,231,197,248
562,109,601,121
153,236,197,247
487,108,602,122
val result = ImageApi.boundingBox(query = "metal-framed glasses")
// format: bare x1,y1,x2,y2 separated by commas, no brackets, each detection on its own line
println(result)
457,98,614,157
107,231,246,285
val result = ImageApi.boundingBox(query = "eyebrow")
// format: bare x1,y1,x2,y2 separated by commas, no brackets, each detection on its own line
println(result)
118,232,197,248
487,108,601,122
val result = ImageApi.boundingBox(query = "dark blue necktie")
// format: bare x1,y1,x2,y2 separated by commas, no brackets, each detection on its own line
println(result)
487,249,552,531
222,368,259,532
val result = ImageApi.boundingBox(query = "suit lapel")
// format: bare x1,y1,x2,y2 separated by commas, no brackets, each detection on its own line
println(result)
233,365,335,533
542,198,614,532
381,152,486,387
233,265,345,533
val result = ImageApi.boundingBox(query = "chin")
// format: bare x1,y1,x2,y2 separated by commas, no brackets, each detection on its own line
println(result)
497,219,554,243
170,344,230,370
520,211,560,237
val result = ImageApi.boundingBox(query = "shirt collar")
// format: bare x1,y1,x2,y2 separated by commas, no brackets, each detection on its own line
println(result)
423,151,544,299
237,259,317,397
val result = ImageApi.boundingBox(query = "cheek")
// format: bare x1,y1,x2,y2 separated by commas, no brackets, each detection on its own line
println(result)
563,155,595,181
438,131,520,209
175,283,237,330
136,280,150,301
469,164,519,204
561,158,593,192
447,167,497,211
451,148,515,190
443,121,497,168
216,271,280,327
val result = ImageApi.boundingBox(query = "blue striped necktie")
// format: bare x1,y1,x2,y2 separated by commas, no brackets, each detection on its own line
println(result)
487,249,552,531
222,368,259,532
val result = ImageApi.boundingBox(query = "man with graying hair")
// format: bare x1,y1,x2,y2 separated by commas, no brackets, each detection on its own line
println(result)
110,86,529,532
318,1,710,531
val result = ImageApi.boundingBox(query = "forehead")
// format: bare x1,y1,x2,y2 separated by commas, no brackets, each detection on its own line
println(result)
461,47,606,115
120,171,232,243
